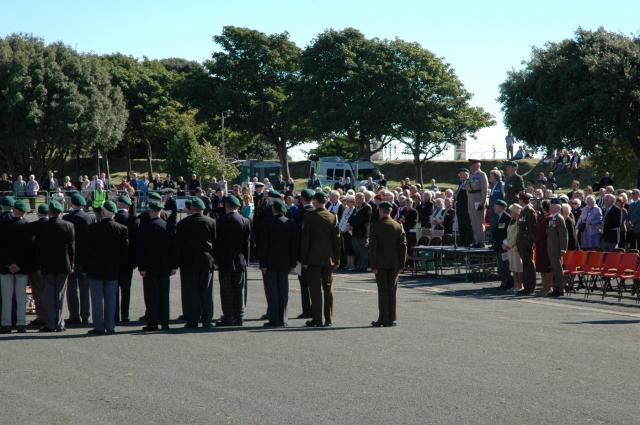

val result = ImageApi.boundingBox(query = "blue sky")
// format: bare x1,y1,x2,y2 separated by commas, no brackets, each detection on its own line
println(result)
2,0,639,160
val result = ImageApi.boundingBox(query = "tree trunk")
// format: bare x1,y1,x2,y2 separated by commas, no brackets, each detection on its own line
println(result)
125,140,132,177
104,151,111,181
276,141,290,180
75,147,81,179
414,153,423,186
145,139,154,179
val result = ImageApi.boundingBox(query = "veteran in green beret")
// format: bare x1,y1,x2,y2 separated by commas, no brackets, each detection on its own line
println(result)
293,189,316,319
504,161,524,205
26,203,50,326
114,194,139,323
300,191,341,327
368,201,407,327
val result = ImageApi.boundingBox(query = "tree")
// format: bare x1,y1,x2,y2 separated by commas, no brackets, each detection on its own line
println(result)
0,34,127,178
203,26,304,178
391,39,494,184
297,28,402,158
499,27,640,185
306,137,360,161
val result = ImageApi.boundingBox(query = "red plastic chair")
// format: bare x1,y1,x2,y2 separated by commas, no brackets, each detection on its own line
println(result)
593,252,623,299
583,251,606,299
563,251,582,293
568,250,590,293
614,253,639,300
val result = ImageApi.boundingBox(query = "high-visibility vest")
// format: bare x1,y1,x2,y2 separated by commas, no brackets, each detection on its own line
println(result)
92,190,106,209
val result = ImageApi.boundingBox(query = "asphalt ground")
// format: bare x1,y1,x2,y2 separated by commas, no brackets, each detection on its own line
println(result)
1,267,639,425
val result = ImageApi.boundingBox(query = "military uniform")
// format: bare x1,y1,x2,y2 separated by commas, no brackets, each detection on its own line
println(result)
504,168,524,205
547,212,568,294
294,197,315,318
466,165,489,245
454,178,473,246
516,200,538,294
26,211,48,324
114,204,139,322
300,198,341,327
368,212,407,326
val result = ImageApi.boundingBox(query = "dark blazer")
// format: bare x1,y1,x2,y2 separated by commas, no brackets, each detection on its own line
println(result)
259,214,299,271
602,204,622,243
137,216,175,275
81,219,128,280
348,203,372,238
63,208,95,267
0,217,35,274
300,208,341,266
33,217,75,274
273,180,286,191
175,212,216,272
215,211,251,272
115,210,139,269
565,215,577,250
369,216,407,270
492,211,511,251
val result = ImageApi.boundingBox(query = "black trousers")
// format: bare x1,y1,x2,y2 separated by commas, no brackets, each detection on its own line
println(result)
298,269,312,316
306,265,333,324
115,267,134,321
180,270,213,326
265,271,289,325
143,274,170,328
458,215,473,246
219,271,245,322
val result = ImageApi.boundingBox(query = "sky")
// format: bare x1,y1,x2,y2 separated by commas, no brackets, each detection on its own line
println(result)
2,0,639,161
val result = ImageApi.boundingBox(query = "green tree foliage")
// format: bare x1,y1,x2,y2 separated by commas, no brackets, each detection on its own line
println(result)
0,34,127,177
202,26,304,178
306,137,360,161
391,39,494,184
499,27,640,184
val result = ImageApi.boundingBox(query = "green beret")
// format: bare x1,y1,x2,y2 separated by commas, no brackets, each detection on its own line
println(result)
184,199,192,210
312,192,327,202
148,191,162,201
37,204,49,214
458,168,470,174
190,197,205,210
117,195,132,206
378,201,394,210
102,200,117,214
550,198,562,205
504,160,519,168
70,193,86,206
301,189,315,201
14,199,30,213
48,200,64,213
268,190,282,199
272,199,287,214
495,200,508,208
1,196,15,207
148,201,164,211
225,194,241,207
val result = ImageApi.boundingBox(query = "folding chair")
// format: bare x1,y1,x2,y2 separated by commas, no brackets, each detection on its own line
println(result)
583,251,606,299
562,251,578,293
429,236,442,246
567,250,588,293
613,253,639,301
593,252,623,300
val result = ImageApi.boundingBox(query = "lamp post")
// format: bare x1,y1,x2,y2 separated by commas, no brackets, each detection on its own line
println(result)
220,109,234,156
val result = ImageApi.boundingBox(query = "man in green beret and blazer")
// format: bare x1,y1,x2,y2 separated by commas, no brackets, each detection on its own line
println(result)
368,201,407,327
293,189,315,319
114,194,139,323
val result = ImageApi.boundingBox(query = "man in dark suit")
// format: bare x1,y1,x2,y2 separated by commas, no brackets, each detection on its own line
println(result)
27,204,49,326
259,199,298,327
42,170,59,192
455,168,473,246
33,200,75,332
300,192,341,327
114,195,139,323
175,197,216,328
0,200,34,333
348,192,372,272
492,200,513,290
504,161,524,205
80,201,129,335
215,195,251,327
368,201,407,328
600,194,621,252
137,200,176,331
273,174,286,192
63,193,95,325
294,189,315,319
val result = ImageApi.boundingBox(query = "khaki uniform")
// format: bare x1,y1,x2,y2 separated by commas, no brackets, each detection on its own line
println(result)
505,173,524,204
466,169,489,245
546,214,568,293
368,216,407,324
516,204,538,293
300,208,341,324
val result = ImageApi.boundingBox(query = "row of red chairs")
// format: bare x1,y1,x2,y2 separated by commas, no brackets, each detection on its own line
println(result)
562,250,640,302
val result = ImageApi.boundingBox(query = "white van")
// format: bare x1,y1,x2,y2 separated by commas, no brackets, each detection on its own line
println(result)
310,157,381,188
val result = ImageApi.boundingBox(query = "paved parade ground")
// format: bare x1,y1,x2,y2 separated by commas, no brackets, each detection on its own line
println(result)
1,267,640,425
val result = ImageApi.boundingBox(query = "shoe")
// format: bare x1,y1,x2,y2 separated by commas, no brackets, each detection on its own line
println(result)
201,323,212,329
65,317,82,325
0,326,11,334
233,319,243,326
87,329,105,335
547,291,564,298
177,315,185,320
38,327,55,333
297,313,312,319
215,320,233,327
138,315,148,321
471,243,484,248
142,326,158,332
279,323,288,328
515,289,531,296
161,325,170,331
263,322,278,328
55,327,66,332
106,330,115,335
305,320,322,327
16,326,27,333
324,321,333,327
29,319,45,326
184,323,199,329
371,320,384,327
260,314,268,320
81,318,90,325
383,321,397,327
120,318,131,323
